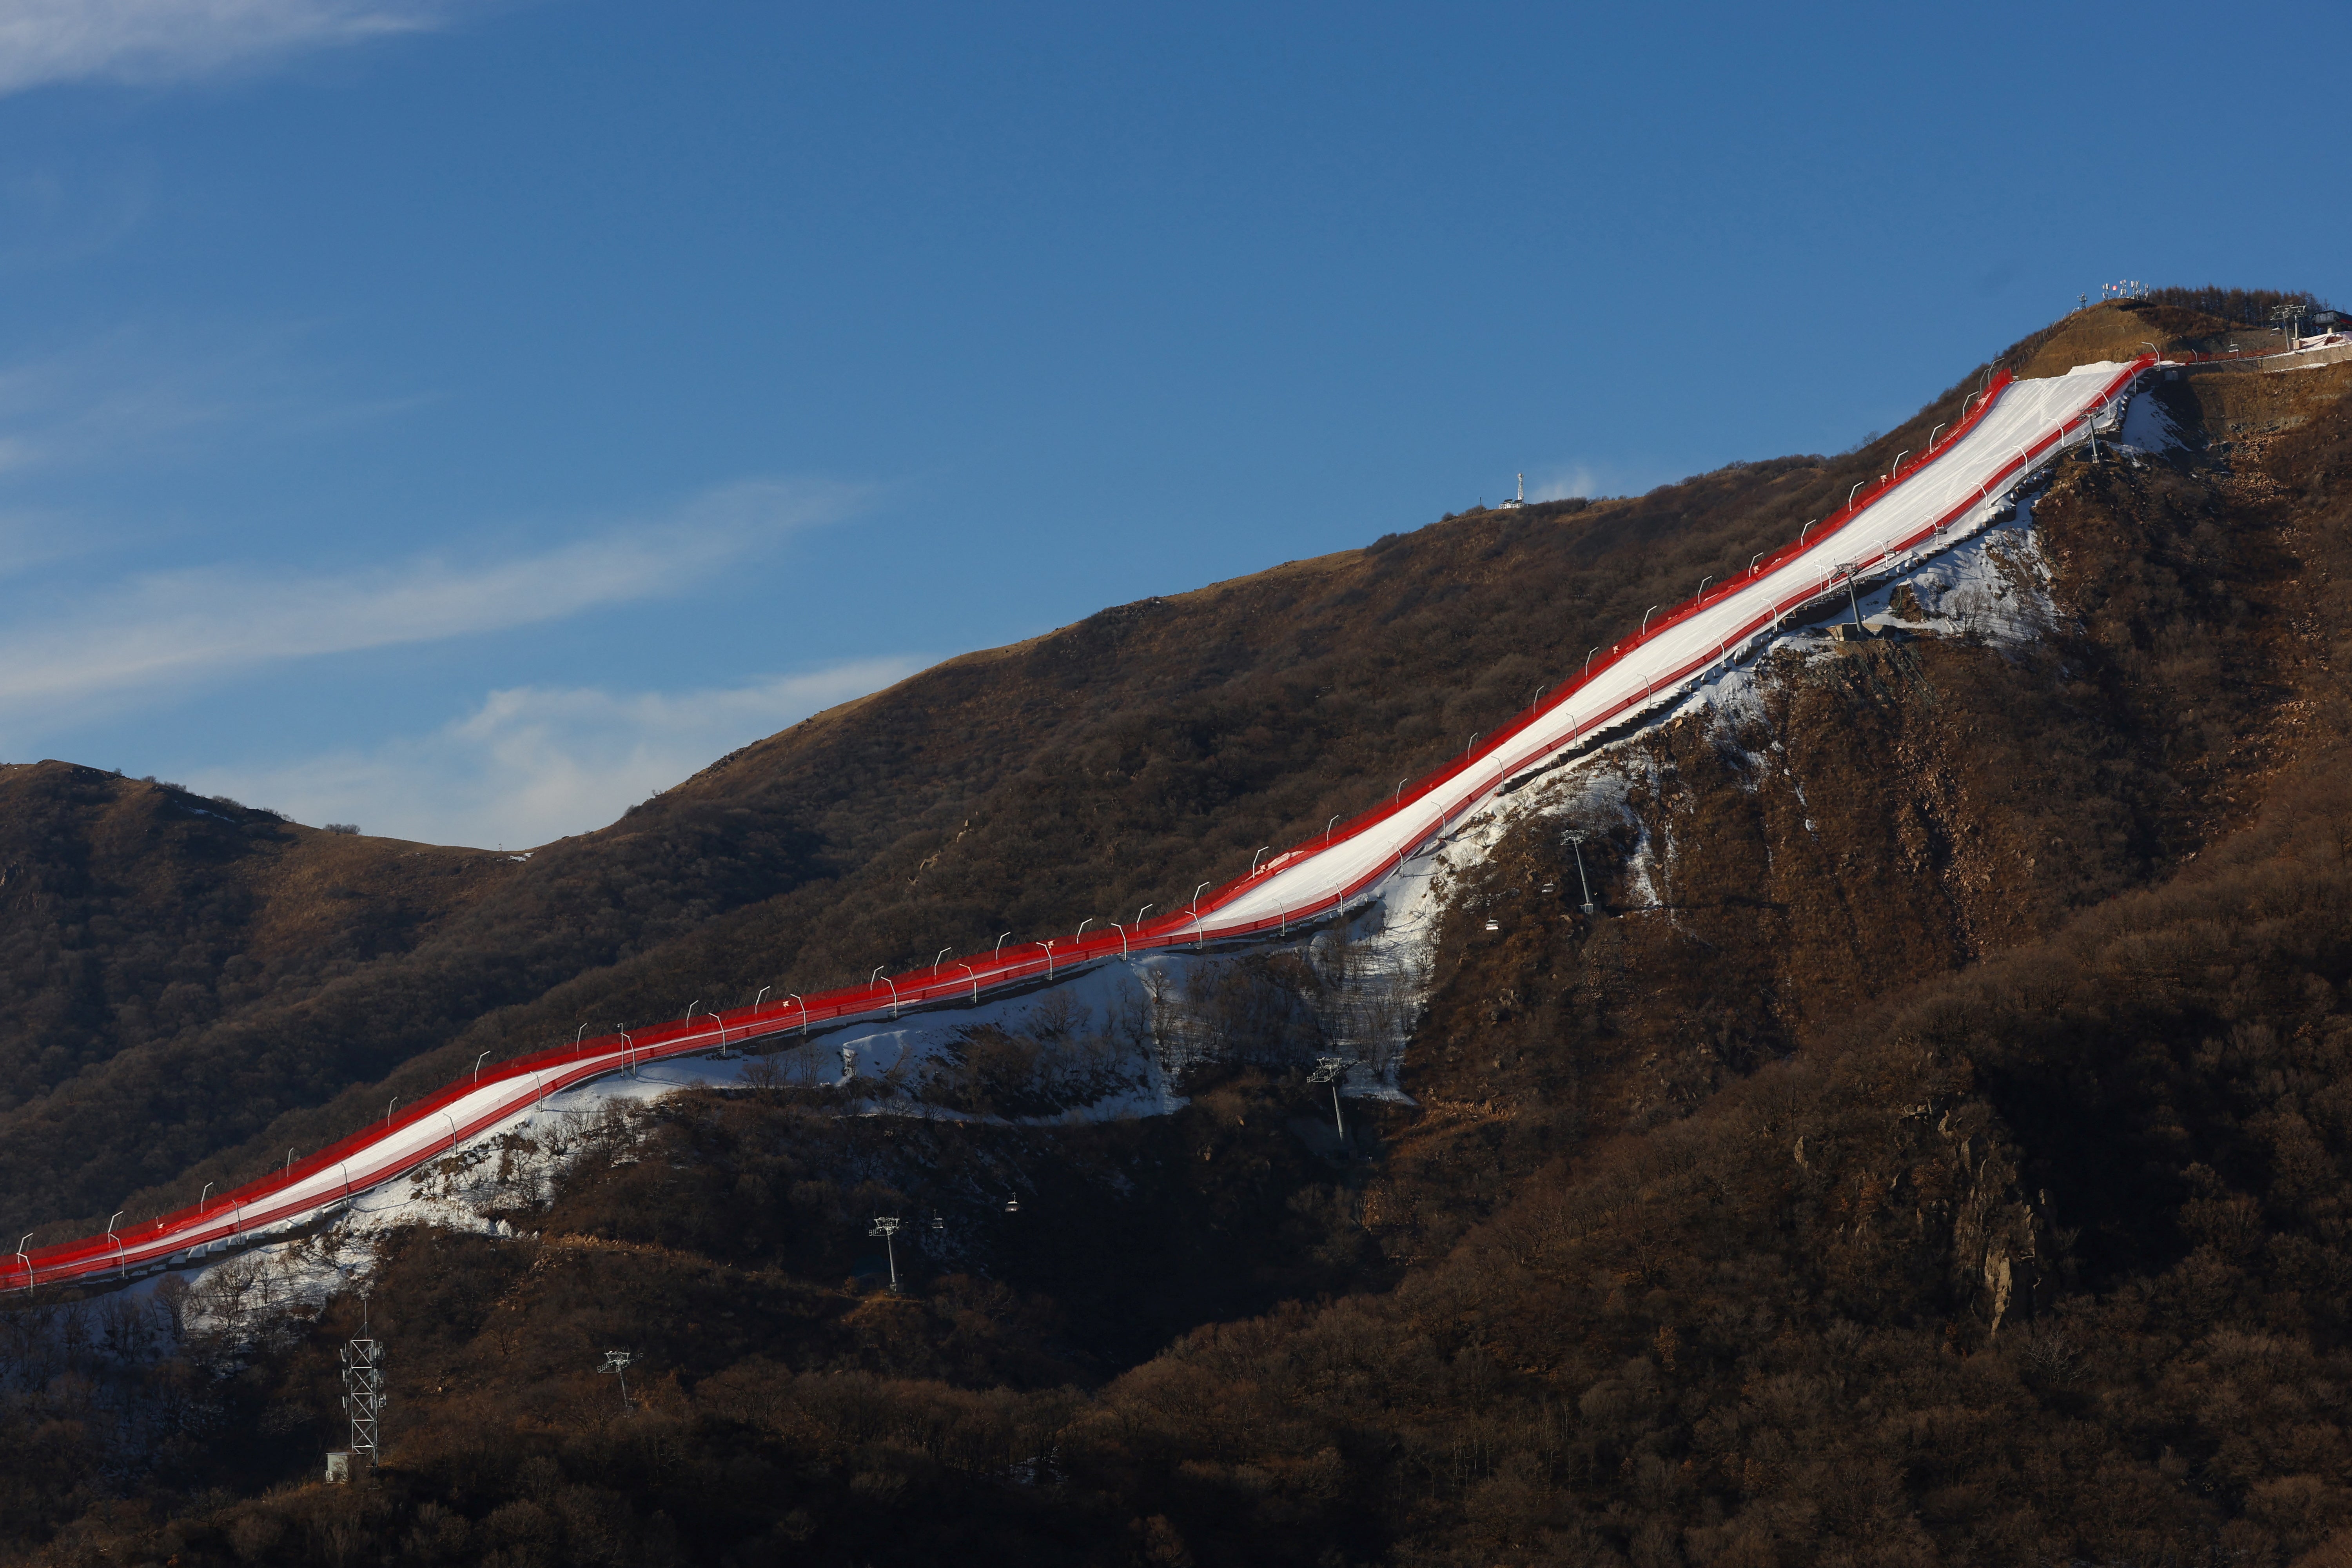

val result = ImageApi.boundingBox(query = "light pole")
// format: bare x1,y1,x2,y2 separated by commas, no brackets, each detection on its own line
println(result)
1749,553,1765,575
995,931,1012,960
1928,423,1945,450
1698,575,1711,602
285,1148,297,1181
1134,904,1153,929
575,1024,589,1058
442,1112,459,1154
1075,920,1093,946
1639,606,1659,637
868,1215,903,1292
1800,519,1817,548
875,968,900,1018
200,1181,212,1215
1566,830,1597,915
15,1234,29,1293
1112,923,1129,958
387,1097,397,1126
935,948,953,971
1327,815,1342,841
474,1052,490,1084
620,1029,635,1077
789,995,805,1035
1847,482,1864,508
1190,882,1211,948
107,1212,124,1278
755,985,771,1013
960,963,978,1000
1041,941,1055,978
1893,449,1909,475
1252,847,1271,875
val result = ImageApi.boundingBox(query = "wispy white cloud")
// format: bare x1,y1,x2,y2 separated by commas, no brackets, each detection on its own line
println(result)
193,660,926,847
0,328,278,476
0,477,865,721
0,0,470,96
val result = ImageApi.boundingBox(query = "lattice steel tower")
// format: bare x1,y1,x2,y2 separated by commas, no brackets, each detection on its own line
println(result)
340,1323,387,1472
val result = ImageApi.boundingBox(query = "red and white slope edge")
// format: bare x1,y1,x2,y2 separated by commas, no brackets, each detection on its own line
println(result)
15,356,2154,1290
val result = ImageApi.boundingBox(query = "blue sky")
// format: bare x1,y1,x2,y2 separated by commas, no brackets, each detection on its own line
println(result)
0,0,2344,847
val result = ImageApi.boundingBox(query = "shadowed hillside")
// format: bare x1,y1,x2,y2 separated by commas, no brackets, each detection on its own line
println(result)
16,296,2352,1566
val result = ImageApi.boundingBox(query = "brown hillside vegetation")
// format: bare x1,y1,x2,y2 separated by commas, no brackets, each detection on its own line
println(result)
6,308,2187,1241
7,302,2352,1565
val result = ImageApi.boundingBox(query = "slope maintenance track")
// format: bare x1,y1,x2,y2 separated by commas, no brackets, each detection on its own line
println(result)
15,355,2156,1291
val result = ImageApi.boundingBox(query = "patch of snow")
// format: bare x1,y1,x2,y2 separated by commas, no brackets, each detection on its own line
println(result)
2116,389,2184,455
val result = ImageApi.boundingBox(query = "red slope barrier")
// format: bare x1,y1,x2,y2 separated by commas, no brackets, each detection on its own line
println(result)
13,356,2154,1291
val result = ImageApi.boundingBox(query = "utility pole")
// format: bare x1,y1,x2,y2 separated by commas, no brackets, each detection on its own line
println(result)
1565,831,1598,916
600,1350,635,1415
1308,1058,1348,1146
339,1294,386,1477
868,1215,903,1292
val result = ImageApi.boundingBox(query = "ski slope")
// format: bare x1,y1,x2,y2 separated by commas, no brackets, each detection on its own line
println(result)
14,354,2154,1291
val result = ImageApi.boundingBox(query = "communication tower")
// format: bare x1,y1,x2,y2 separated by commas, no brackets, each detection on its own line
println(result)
339,1295,387,1475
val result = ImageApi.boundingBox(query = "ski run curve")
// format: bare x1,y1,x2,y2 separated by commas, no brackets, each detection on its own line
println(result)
17,354,2156,1290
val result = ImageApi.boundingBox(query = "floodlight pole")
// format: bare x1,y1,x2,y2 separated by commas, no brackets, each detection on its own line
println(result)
474,1051,490,1083
15,1234,30,1293
1191,882,1212,948
960,963,978,999
575,1024,588,1058
107,1212,123,1278
200,1181,212,1215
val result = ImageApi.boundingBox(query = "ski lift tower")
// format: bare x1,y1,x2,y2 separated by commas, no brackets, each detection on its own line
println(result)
1564,831,1598,916
1308,1056,1349,1145
867,1215,904,1292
